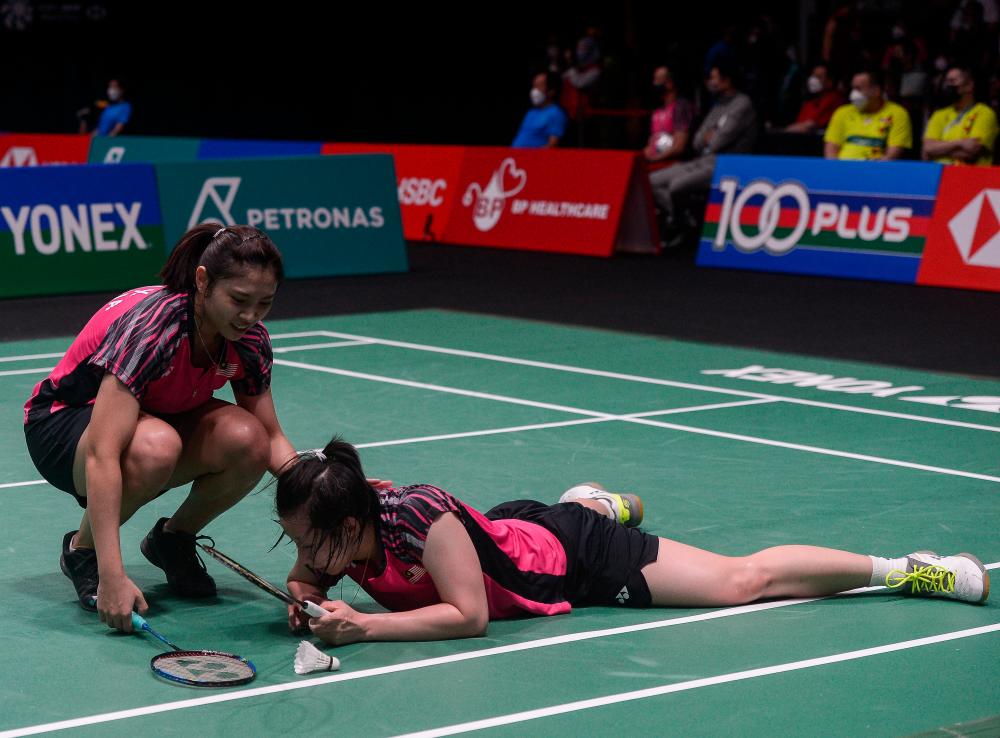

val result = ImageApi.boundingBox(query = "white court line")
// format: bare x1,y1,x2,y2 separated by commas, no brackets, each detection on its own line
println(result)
275,358,1000,485
3,568,995,738
393,622,1000,738
272,340,372,353
0,353,63,363
1,400,775,493
0,367,54,378
314,330,1000,434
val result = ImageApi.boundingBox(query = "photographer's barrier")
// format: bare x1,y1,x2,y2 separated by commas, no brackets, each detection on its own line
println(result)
325,144,660,256
155,155,407,279
0,133,90,167
0,164,166,297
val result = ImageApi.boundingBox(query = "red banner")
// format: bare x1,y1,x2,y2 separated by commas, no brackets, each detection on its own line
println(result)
440,147,656,257
0,134,91,167
322,143,464,242
919,166,1000,292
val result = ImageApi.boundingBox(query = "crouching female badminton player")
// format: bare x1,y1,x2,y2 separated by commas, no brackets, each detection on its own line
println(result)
276,438,990,646
24,224,298,633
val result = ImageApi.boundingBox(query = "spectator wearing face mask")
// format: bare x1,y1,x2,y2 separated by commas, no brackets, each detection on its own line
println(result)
823,69,912,160
643,65,695,165
923,66,998,166
785,64,844,132
512,71,567,148
77,78,132,137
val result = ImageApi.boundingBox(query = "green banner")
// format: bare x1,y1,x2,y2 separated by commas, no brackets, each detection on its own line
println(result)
155,155,408,278
88,136,201,164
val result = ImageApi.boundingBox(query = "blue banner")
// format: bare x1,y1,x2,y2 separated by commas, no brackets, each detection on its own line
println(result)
196,139,323,159
697,155,943,284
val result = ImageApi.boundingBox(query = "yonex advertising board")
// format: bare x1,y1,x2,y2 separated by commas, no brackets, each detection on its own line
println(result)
196,139,323,159
0,164,165,297
698,155,942,283
917,165,1000,292
440,147,658,256
88,136,201,164
0,133,91,168
155,155,407,278
323,143,466,242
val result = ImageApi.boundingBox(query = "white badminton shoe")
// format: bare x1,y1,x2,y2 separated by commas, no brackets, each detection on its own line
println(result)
886,552,989,604
559,483,644,528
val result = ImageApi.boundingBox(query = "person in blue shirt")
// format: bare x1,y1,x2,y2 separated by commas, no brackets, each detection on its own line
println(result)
512,71,567,148
79,78,132,137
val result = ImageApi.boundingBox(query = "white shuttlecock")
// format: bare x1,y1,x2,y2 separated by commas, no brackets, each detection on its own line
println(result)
294,640,341,675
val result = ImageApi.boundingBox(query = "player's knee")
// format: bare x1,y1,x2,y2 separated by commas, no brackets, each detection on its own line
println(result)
727,559,772,604
125,426,182,490
218,412,269,470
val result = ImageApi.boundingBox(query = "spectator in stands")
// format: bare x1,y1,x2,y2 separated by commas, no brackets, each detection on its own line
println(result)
923,66,999,166
785,63,844,132
561,27,602,122
643,65,695,165
78,78,132,137
512,71,568,148
824,69,912,160
650,63,756,248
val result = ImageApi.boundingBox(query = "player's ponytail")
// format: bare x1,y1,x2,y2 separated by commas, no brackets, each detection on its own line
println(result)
159,223,284,294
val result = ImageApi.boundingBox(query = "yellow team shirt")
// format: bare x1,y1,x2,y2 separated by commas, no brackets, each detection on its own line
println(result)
824,100,913,160
923,102,999,166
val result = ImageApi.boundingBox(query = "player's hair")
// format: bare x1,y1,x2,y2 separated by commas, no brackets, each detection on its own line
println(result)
159,223,284,294
275,437,380,571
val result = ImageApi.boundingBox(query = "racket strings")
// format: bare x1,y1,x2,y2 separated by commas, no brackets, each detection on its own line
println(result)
153,651,255,686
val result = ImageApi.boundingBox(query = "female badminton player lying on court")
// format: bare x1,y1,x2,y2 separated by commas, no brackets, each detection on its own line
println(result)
276,438,989,646
24,224,298,633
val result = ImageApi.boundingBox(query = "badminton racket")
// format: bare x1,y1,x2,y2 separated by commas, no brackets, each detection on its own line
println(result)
197,542,328,618
88,599,255,687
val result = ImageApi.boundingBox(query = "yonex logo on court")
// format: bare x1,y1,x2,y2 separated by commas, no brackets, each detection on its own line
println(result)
0,146,38,167
188,177,241,228
946,189,1000,269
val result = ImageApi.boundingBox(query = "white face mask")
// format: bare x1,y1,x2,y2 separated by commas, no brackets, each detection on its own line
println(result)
806,75,823,95
530,88,547,106
107,87,122,102
849,88,869,110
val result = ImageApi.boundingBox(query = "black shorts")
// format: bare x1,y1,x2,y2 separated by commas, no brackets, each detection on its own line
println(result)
484,499,661,608
24,405,93,507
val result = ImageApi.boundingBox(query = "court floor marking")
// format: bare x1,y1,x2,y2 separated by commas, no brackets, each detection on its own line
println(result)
1,401,776,492
3,330,998,434
272,340,373,353
4,570,996,738
312,330,1000,434
393,622,1000,738
274,358,1000,485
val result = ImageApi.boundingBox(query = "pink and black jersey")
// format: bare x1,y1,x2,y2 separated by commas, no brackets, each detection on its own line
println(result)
24,286,272,425
342,485,572,618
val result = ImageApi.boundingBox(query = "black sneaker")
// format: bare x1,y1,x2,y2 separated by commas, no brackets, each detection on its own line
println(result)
60,530,98,611
140,518,216,598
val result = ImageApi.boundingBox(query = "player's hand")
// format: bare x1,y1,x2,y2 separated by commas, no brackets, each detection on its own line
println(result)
309,600,367,646
97,572,148,633
287,580,327,633
367,478,393,489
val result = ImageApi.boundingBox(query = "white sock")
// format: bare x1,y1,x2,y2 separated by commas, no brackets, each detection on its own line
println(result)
869,556,909,586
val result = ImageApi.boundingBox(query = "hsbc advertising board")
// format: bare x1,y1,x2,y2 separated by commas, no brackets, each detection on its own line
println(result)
698,156,942,283
155,155,407,278
918,166,1000,292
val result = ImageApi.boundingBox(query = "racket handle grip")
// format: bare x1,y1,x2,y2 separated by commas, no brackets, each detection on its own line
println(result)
131,612,148,630
301,600,327,618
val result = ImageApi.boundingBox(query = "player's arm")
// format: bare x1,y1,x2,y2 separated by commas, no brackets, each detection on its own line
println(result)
235,388,297,475
287,548,330,632
309,513,489,645
85,373,148,631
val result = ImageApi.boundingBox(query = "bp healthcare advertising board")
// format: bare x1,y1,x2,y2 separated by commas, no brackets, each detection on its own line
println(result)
155,155,407,278
0,164,165,297
698,155,942,283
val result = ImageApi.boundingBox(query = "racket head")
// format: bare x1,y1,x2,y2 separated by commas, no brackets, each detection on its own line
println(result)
198,543,297,607
151,650,256,687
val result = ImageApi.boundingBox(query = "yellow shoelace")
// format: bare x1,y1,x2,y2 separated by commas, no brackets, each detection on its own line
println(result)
886,564,955,594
